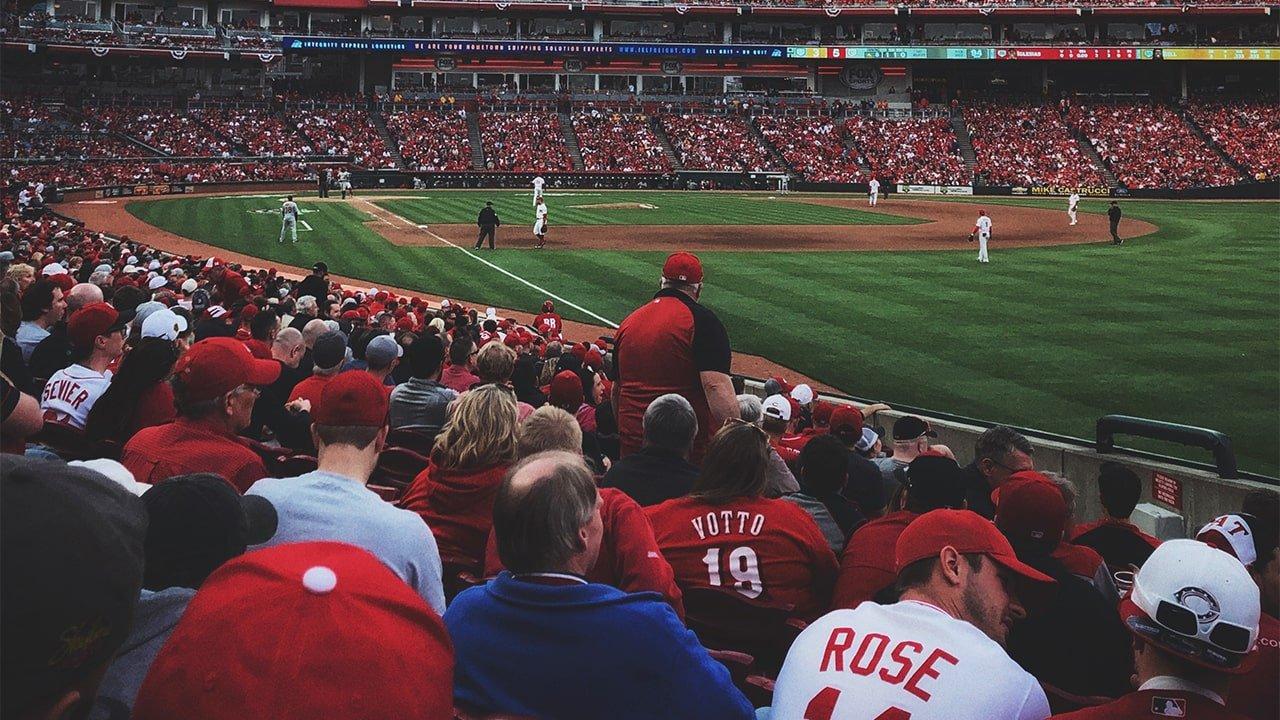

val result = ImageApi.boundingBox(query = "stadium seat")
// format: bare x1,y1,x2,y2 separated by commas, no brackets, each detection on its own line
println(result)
372,446,431,488
707,648,756,687
453,706,536,720
682,586,805,673
440,553,484,602
275,454,319,477
30,421,97,461
742,675,775,709
1041,681,1115,714
387,426,439,455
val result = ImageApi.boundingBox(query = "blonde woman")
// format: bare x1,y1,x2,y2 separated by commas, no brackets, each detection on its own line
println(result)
6,263,35,294
399,384,520,569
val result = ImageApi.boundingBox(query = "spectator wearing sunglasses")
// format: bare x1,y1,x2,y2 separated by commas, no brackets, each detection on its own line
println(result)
961,425,1036,519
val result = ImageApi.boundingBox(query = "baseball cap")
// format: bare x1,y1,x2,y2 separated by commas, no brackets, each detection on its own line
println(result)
1122,539,1260,673
761,394,792,422
132,300,166,328
829,405,864,440
131,542,454,720
67,302,133,350
40,261,68,276
172,337,282,404
1196,514,1258,567
141,474,278,590
812,400,834,427
147,275,168,291
994,476,1067,555
902,455,967,511
895,508,1054,584
141,307,189,342
790,383,814,405
180,278,198,294
68,459,149,497
364,334,403,368
312,261,328,274
550,370,584,409
893,415,937,441
312,331,348,371
855,427,881,453
1,456,147,716
312,370,389,428
662,251,703,284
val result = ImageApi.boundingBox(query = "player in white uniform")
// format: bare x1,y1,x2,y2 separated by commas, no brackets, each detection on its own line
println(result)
532,175,545,207
868,177,880,207
533,197,548,249
769,509,1053,720
279,196,299,244
1067,192,1080,226
338,170,353,199
972,210,992,263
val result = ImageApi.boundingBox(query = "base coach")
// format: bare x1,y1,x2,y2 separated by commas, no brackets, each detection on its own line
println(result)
476,202,500,250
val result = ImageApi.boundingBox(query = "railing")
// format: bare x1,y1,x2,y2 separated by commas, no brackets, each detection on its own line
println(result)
1097,415,1240,480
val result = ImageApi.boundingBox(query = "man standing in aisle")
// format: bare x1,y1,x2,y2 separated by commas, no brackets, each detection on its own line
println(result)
532,174,545,207
534,197,549,250
970,209,992,263
475,201,500,250
1068,191,1080,225
279,196,298,244
868,177,880,207
1108,200,1123,244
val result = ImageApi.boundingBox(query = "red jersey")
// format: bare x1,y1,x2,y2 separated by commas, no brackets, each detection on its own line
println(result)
217,270,250,303
483,487,685,619
646,494,838,620
613,288,731,463
534,311,563,336
397,459,511,569
120,417,267,492
1054,688,1250,720
771,439,801,466
832,510,919,610
1227,611,1278,720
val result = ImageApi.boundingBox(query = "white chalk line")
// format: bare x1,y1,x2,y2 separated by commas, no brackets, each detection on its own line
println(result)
361,200,619,329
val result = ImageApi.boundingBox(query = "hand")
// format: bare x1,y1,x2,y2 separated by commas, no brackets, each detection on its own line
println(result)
285,398,311,414
861,402,891,416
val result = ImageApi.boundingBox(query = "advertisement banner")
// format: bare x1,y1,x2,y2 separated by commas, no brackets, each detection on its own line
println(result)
897,184,973,195
96,184,191,198
1030,186,1112,197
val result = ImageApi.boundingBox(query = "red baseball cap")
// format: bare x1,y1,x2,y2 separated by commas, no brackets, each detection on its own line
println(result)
132,542,453,720
994,477,1067,554
990,469,1055,506
812,400,835,428
550,370,584,409
662,252,703,284
67,302,132,351
829,405,864,439
312,371,388,428
895,509,1054,584
172,337,281,403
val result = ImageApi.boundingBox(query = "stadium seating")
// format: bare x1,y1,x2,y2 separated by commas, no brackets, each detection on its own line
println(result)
198,108,313,157
293,109,394,168
94,107,235,157
963,100,1108,187
0,132,149,160
0,160,311,188
658,114,778,172
844,115,969,186
1185,98,1280,182
1067,101,1243,190
385,110,473,172
571,110,672,173
477,113,575,173
754,116,864,183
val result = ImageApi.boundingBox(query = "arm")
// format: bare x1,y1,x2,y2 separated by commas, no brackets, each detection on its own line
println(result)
699,371,738,431
599,489,685,619
2,388,44,441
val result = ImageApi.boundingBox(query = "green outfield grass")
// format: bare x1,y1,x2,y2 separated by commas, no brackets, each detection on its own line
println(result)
127,191,1280,475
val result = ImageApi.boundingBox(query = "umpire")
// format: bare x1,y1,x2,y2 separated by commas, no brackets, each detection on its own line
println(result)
475,201,500,250
1108,201,1123,245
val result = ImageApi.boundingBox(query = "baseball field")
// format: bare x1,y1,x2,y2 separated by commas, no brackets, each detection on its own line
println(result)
101,190,1278,475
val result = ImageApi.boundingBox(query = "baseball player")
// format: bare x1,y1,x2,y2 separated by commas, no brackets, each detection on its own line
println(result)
769,509,1053,720
868,177,880,207
532,175,545,207
1068,192,1080,226
279,196,299,244
338,169,353,200
969,209,992,263
533,197,548,249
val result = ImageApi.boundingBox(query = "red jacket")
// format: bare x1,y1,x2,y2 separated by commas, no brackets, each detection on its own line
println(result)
398,459,511,569
831,510,919,610
646,494,838,621
1052,688,1250,720
483,487,685,619
1227,611,1278,720
120,418,266,493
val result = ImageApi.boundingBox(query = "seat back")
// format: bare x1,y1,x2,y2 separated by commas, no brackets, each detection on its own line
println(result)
439,553,484,603
373,446,430,488
387,426,439,455
682,585,803,674
275,454,318,477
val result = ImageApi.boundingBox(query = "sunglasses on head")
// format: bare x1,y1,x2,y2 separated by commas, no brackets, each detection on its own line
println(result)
1154,598,1253,655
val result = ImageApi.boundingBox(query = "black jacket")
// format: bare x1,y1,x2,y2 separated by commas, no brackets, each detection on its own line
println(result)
297,274,329,302
962,461,996,519
477,207,500,227
600,446,700,507
1108,205,1122,224
27,324,73,381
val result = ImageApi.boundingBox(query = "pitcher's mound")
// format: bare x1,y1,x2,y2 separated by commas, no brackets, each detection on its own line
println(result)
567,202,657,210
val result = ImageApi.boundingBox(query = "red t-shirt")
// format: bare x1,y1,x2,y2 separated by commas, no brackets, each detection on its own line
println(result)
1054,689,1250,720
832,510,919,610
771,439,801,466
120,418,267,492
534,311,563,336
397,459,511,569
646,494,838,621
1227,611,1279,720
483,487,684,619
613,289,731,463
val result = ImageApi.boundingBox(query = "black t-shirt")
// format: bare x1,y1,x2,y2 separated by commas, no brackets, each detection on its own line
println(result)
297,274,329,303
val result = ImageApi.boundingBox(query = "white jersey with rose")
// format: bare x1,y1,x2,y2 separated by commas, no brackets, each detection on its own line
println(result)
769,601,1050,720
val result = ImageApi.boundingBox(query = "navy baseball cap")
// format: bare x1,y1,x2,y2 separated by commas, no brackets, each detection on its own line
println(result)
893,415,937,441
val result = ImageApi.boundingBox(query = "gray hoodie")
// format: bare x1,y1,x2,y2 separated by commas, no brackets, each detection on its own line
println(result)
90,587,195,720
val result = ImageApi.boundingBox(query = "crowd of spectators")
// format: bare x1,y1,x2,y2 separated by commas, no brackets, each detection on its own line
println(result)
95,107,236,157
844,115,969,186
572,110,672,174
659,114,778,172
1,160,312,189
964,100,1108,187
1186,97,1280,182
293,109,394,168
198,108,313,157
385,110,473,172
755,116,864,183
1,132,149,160
478,113,575,173
1067,101,1243,190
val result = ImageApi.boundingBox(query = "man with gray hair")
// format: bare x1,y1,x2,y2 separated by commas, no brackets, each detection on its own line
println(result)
289,295,319,332
29,282,105,379
961,424,1036,519
445,451,752,720
600,393,700,507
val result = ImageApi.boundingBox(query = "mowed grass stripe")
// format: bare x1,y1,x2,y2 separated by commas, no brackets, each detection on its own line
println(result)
125,193,1279,475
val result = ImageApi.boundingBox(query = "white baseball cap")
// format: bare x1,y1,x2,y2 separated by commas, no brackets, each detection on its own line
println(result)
761,394,791,422
790,383,814,405
207,305,228,319
147,275,168,291
181,278,198,293
69,459,148,496
1196,515,1258,567
40,262,67,276
141,308,189,341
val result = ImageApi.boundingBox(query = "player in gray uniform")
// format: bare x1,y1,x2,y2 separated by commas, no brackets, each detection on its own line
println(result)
279,196,299,244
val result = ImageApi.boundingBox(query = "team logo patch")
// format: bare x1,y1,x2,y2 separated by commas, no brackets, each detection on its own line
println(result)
1175,586,1221,627
1149,696,1186,717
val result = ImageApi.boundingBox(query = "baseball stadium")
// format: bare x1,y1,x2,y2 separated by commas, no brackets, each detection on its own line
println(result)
2,0,1279,717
